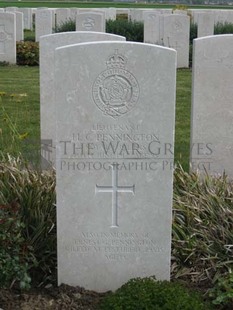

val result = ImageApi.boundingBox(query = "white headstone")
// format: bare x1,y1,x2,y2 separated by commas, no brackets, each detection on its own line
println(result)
70,8,79,21
15,12,24,41
19,8,33,30
191,35,233,177
161,14,190,68
173,9,188,15
5,7,18,13
40,32,126,168
197,12,214,38
76,12,105,32
130,9,144,22
0,12,16,64
56,8,71,28
106,8,116,21
55,41,176,292
35,9,52,42
160,9,173,14
191,9,212,24
214,10,233,24
143,12,160,44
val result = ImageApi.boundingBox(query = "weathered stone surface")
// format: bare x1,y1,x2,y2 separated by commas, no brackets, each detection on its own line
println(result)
15,12,24,41
143,11,160,44
0,12,16,64
35,9,52,42
76,12,105,32
190,35,233,177
56,8,70,28
196,12,214,38
40,32,126,168
18,8,33,30
55,41,176,292
161,14,190,68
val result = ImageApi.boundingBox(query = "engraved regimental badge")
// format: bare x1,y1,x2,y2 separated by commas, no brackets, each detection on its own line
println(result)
92,50,140,119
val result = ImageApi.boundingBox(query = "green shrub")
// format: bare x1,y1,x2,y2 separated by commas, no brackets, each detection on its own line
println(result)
209,272,233,308
214,22,233,35
54,18,143,42
189,23,197,67
0,61,9,66
55,18,75,32
0,199,35,289
190,22,197,44
0,155,56,287
106,19,143,42
100,277,209,310
16,41,39,66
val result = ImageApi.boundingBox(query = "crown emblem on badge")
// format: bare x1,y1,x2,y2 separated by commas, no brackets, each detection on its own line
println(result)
106,50,126,69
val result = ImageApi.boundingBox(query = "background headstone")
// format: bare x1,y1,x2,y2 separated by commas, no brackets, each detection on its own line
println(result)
19,8,33,30
197,12,214,38
105,8,116,21
40,32,126,168
15,11,24,41
76,12,105,32
0,12,16,64
143,11,160,44
161,14,190,68
56,8,71,29
130,9,144,22
70,8,79,21
35,9,52,42
214,10,233,24
5,7,18,13
55,41,176,292
190,35,233,177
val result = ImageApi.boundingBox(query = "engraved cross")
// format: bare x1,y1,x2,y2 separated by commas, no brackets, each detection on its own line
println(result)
95,163,135,228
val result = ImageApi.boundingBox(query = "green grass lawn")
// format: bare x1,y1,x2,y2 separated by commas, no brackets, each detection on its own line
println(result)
0,66,191,170
0,66,40,162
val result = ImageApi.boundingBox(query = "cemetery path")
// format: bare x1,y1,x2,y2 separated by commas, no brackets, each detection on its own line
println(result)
0,284,108,309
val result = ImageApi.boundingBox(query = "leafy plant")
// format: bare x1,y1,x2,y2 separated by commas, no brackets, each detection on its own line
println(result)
0,154,56,287
0,61,9,66
214,22,233,35
172,165,233,286
209,272,233,308
0,199,35,289
17,41,39,66
100,277,209,310
55,18,75,32
106,19,143,42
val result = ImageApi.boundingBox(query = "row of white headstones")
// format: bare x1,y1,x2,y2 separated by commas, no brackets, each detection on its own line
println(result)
1,8,233,291
1,7,233,65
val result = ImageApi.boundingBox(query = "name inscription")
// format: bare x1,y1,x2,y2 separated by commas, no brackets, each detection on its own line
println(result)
62,231,165,261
